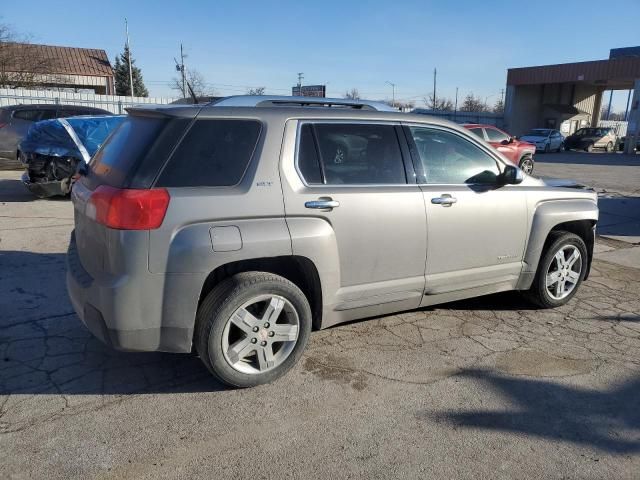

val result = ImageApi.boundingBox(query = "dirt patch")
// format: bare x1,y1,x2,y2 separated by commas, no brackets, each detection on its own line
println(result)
494,349,598,377
303,355,368,391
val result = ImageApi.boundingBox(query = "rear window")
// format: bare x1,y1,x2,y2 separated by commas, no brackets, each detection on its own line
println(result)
156,119,261,187
13,109,48,122
89,116,182,188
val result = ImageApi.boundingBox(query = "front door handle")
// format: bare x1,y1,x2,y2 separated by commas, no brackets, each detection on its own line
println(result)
305,199,340,209
431,195,457,206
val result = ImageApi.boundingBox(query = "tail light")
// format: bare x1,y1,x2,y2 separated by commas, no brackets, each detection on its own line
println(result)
87,185,170,230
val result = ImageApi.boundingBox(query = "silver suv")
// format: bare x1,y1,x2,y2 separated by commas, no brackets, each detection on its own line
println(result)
67,96,598,387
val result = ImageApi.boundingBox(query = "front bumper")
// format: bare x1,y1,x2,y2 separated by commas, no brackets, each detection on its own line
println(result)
66,232,193,353
21,171,71,198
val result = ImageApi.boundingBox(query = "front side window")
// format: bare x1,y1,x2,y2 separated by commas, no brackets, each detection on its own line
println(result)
408,126,501,185
485,127,510,143
297,123,406,185
469,128,485,140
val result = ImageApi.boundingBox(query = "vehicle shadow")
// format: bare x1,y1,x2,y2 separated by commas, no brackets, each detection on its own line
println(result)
428,368,640,454
596,196,640,239
0,179,36,202
535,151,640,167
0,250,226,395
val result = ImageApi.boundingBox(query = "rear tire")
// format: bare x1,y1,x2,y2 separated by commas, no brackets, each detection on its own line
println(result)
586,143,594,153
195,272,312,388
526,231,588,308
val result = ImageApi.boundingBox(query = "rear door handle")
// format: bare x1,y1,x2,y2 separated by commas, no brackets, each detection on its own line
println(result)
305,199,340,209
431,195,457,206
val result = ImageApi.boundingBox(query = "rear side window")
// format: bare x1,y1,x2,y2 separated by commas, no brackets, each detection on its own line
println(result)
297,123,406,185
157,119,261,187
13,109,46,122
90,116,176,188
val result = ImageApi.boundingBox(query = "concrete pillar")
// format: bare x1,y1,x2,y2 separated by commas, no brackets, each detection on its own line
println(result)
591,88,604,127
503,85,515,131
624,79,640,155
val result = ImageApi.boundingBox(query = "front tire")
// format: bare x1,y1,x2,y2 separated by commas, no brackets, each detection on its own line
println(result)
586,143,594,153
606,141,614,153
195,272,312,388
519,155,534,174
544,142,550,153
526,231,588,308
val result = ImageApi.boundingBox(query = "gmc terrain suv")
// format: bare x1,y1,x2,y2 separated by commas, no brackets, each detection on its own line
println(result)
67,96,598,387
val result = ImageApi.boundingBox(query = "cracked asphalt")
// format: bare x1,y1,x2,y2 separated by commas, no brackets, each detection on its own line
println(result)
1,152,639,479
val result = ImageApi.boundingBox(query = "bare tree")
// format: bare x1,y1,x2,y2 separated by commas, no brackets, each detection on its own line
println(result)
493,97,505,114
423,94,454,111
247,87,265,95
0,22,58,89
460,93,489,112
170,68,213,97
343,88,360,100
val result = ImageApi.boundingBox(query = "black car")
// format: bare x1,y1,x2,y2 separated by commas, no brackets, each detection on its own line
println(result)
564,127,618,152
19,115,125,197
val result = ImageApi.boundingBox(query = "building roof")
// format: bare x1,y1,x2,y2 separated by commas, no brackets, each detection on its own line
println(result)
1,42,113,77
507,56,640,89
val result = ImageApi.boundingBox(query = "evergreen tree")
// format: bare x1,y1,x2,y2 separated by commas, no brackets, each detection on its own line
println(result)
114,45,148,97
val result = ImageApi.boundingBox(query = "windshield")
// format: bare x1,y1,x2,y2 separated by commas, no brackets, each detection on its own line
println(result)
526,129,551,137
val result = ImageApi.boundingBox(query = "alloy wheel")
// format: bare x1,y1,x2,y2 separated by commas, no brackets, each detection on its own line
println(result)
520,157,534,174
221,294,300,374
545,245,582,300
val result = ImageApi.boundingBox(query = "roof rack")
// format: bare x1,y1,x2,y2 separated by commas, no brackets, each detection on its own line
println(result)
209,95,396,112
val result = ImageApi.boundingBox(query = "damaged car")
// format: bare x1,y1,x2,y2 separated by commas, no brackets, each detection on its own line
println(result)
19,115,125,198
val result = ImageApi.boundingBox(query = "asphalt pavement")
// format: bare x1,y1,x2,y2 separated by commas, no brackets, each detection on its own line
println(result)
1,152,639,479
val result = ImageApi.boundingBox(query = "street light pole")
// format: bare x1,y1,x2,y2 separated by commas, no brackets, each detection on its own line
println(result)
385,81,396,107
125,18,134,98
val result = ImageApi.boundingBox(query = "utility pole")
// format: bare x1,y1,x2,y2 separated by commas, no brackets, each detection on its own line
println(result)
433,68,437,108
500,88,505,106
180,44,186,98
125,18,134,97
385,81,396,107
454,87,459,119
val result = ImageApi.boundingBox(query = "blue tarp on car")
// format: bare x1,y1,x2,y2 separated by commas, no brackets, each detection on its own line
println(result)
20,115,125,161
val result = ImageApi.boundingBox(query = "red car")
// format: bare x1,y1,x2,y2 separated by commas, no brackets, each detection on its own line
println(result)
463,124,536,174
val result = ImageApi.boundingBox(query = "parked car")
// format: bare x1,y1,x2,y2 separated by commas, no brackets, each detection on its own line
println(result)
20,115,125,198
0,104,111,168
564,127,617,152
67,96,598,388
463,124,536,174
617,134,639,152
519,128,565,153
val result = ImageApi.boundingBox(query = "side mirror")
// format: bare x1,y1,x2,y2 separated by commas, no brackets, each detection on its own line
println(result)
500,139,510,145
501,165,524,185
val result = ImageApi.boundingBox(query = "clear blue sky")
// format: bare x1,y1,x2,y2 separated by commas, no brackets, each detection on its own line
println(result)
2,0,638,109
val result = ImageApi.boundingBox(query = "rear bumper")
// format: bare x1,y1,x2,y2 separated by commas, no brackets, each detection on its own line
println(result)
66,232,194,353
